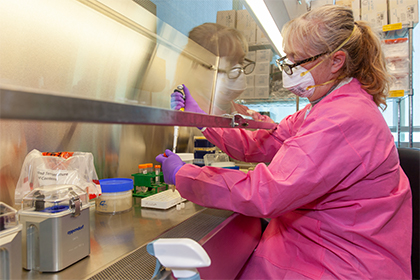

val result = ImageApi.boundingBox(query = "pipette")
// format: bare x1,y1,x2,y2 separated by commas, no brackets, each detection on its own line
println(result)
172,85,185,153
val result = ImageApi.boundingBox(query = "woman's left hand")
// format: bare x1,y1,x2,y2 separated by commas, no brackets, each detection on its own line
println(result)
155,149,185,185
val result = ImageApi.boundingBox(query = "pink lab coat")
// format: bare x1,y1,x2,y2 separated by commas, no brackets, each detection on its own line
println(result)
175,79,412,279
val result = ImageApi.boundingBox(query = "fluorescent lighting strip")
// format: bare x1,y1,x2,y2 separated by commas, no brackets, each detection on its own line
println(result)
245,0,285,56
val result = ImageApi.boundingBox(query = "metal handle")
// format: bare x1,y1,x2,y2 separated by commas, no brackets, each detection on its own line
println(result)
69,190,81,217
230,114,251,128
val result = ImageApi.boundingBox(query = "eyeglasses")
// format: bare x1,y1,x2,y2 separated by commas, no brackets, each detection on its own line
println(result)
276,52,329,75
218,58,256,79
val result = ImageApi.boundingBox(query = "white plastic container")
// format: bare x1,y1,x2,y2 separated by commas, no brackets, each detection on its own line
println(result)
176,153,194,164
96,178,133,214
210,162,236,168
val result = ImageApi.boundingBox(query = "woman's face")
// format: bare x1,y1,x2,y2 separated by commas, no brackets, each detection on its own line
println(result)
213,56,247,112
286,48,335,101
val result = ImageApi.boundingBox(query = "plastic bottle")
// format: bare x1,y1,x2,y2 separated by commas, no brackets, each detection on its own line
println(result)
147,238,210,280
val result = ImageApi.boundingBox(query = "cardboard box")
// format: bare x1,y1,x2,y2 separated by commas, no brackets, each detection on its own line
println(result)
255,62,271,75
311,0,360,20
246,51,256,62
256,49,273,63
246,75,255,88
310,0,334,10
236,9,257,44
361,0,388,27
352,0,361,21
336,0,361,20
255,86,270,98
216,10,236,28
241,29,256,45
256,27,270,44
255,74,270,87
240,87,255,99
236,9,256,30
389,0,419,24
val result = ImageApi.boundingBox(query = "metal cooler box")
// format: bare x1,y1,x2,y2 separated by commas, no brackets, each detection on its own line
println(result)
19,185,90,272
0,202,22,280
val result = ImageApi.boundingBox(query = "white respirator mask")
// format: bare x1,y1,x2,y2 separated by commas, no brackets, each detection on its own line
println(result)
282,64,316,98
215,67,246,107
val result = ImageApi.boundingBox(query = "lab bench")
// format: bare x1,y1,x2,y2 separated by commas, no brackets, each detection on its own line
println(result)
19,198,262,280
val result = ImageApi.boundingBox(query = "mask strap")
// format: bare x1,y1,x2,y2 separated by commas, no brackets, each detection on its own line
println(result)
300,26,356,77
306,74,346,90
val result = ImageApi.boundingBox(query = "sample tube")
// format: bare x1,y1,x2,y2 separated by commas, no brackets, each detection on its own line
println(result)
145,163,154,174
155,165,161,184
138,164,148,193
138,164,147,174
143,163,153,191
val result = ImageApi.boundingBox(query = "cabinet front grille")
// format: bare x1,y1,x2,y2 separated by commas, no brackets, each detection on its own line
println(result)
87,208,232,280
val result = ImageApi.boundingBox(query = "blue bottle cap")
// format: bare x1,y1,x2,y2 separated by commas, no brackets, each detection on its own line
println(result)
99,178,133,193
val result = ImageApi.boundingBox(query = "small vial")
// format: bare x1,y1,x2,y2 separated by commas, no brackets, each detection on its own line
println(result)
145,163,154,174
138,164,148,193
144,163,154,191
155,165,161,184
138,164,147,174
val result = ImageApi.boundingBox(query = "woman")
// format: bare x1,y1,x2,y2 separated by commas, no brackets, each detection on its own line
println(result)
157,5,412,279
172,22,274,122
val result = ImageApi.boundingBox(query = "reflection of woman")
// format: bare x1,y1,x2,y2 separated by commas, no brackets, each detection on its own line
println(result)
159,5,412,279
173,23,273,123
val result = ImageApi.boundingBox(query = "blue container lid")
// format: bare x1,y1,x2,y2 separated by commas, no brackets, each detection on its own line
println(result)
41,205,69,213
99,178,133,193
223,166,240,170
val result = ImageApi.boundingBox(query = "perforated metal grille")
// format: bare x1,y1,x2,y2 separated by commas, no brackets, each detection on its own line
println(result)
88,209,232,280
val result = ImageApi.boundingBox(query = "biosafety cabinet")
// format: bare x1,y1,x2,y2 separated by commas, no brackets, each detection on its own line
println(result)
0,1,275,279
0,0,416,279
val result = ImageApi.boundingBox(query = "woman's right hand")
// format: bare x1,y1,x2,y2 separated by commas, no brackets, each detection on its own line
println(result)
170,84,206,114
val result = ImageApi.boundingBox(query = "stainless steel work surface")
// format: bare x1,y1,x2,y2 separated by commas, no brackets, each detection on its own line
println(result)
21,198,209,280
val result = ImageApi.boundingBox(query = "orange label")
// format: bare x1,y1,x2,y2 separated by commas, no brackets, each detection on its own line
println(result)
42,152,74,159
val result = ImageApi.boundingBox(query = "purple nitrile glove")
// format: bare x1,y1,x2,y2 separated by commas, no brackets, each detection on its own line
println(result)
170,84,207,114
155,149,186,185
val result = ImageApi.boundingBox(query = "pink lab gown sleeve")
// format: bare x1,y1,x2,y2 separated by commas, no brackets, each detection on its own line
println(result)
175,79,412,279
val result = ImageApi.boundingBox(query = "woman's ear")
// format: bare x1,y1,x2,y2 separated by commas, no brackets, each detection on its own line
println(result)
331,50,346,74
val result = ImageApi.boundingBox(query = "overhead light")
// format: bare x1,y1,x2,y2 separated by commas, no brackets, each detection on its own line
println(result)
244,0,285,56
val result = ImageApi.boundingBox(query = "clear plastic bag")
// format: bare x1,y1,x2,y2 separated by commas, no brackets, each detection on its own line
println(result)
382,37,410,91
15,149,101,204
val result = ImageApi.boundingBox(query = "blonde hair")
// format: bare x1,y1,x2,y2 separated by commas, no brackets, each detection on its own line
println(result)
188,23,248,67
282,5,391,109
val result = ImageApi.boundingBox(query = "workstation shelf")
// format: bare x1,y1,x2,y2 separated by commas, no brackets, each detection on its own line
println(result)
0,86,277,130
237,96,296,104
